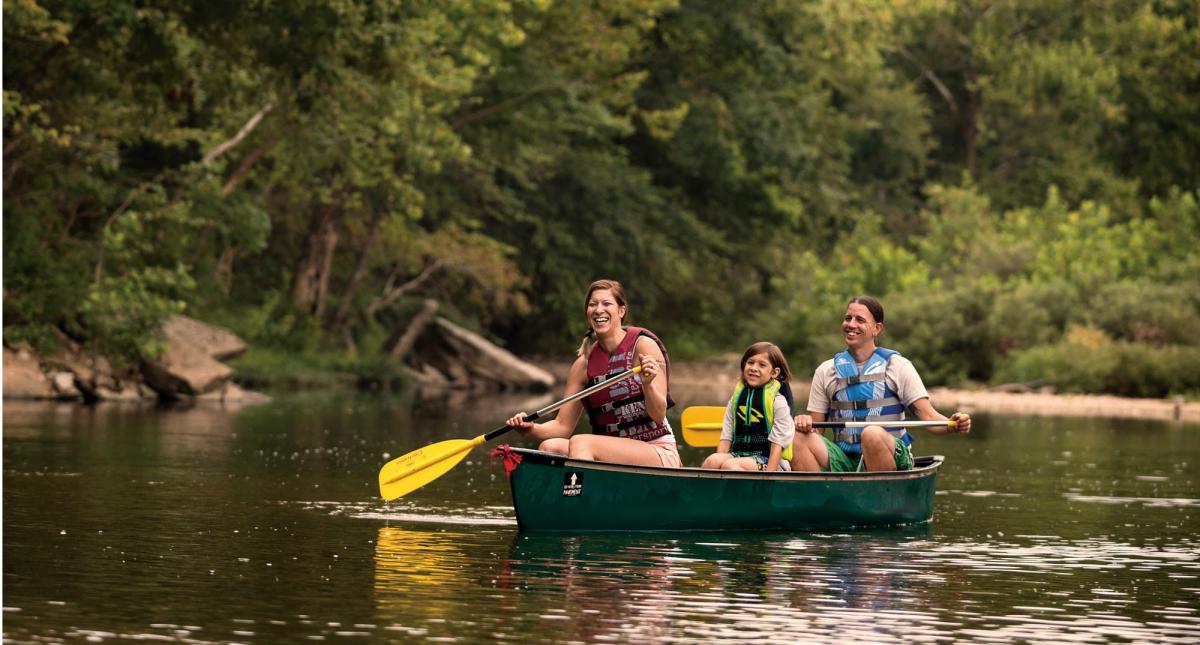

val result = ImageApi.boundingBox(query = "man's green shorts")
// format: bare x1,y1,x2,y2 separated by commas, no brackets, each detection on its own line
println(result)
821,435,913,472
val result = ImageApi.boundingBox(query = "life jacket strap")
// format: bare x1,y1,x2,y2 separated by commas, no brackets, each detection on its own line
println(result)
832,372,887,389
594,419,650,433
594,394,645,413
831,397,902,411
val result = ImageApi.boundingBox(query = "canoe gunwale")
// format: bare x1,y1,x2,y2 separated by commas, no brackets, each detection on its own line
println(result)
507,447,943,482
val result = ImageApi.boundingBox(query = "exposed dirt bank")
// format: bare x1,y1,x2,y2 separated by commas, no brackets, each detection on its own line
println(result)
926,388,1198,423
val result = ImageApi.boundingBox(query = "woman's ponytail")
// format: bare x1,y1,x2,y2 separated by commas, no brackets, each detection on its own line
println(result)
576,328,596,358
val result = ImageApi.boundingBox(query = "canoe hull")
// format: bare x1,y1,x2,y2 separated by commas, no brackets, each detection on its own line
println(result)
506,448,942,532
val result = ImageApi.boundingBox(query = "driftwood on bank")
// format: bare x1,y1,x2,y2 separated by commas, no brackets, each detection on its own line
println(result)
394,308,554,392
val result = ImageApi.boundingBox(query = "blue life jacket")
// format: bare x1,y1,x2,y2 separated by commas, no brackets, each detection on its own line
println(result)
828,348,911,454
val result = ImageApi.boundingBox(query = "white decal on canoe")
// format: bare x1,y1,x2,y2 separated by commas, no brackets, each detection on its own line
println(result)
562,472,583,497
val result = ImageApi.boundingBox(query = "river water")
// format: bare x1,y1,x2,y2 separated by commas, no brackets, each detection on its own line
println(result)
3,385,1198,643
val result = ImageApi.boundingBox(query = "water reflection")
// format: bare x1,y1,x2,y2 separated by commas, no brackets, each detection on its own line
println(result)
370,520,1200,643
8,391,1200,644
502,534,681,642
374,527,471,619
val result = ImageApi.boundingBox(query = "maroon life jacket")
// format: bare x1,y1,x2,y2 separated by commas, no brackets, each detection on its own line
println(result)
583,326,675,442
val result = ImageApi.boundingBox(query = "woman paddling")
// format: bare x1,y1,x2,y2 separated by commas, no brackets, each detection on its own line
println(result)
790,295,972,472
505,279,681,467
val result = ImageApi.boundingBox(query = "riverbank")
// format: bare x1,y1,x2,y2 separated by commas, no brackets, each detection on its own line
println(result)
539,358,1200,423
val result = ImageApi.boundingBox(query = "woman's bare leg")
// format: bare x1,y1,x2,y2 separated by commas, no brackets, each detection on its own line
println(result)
566,434,667,466
539,437,570,455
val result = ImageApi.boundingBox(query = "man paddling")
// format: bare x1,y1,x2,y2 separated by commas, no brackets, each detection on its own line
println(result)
790,295,972,472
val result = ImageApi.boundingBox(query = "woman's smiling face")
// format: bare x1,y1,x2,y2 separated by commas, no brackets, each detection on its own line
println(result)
586,288,625,334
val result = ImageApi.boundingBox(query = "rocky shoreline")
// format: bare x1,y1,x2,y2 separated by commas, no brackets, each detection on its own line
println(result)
3,315,270,405
3,314,556,406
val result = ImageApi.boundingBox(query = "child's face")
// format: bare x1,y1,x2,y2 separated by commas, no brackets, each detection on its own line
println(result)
742,352,779,388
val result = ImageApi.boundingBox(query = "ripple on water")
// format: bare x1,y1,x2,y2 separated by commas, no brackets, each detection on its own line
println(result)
284,499,518,527
1064,493,1200,508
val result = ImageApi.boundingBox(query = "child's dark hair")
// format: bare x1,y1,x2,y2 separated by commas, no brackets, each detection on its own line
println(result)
740,341,792,383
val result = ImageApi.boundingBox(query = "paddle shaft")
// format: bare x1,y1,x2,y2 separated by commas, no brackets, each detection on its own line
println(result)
383,366,644,487
810,419,957,429
483,365,643,441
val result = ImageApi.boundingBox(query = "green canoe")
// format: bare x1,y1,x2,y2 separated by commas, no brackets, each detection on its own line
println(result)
501,447,943,532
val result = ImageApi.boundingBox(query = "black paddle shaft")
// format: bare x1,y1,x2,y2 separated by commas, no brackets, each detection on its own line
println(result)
482,366,641,442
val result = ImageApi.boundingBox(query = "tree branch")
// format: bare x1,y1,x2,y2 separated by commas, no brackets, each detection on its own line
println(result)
93,103,274,284
451,83,558,130
364,260,448,320
203,102,274,164
894,47,959,115
221,140,276,196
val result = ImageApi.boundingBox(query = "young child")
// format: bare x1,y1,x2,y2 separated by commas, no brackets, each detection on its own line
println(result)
701,342,796,471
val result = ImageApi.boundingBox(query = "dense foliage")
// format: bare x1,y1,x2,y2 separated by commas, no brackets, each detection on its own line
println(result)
5,0,1199,395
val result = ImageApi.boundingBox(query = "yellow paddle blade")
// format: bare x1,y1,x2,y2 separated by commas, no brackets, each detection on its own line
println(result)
681,406,725,448
378,435,485,501
680,405,793,460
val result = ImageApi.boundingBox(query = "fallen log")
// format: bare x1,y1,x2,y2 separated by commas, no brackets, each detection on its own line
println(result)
398,316,554,391
432,317,555,391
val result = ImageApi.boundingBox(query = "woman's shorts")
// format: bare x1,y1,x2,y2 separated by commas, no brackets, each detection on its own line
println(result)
647,437,682,468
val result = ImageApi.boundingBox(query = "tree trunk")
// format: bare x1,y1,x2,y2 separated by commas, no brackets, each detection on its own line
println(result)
291,202,340,316
214,246,236,294
328,208,384,333
386,299,440,364
962,69,980,180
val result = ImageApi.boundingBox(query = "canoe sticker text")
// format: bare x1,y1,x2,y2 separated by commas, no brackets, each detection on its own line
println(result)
562,472,583,497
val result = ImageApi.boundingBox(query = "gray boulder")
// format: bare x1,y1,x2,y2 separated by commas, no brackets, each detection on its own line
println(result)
140,316,242,399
